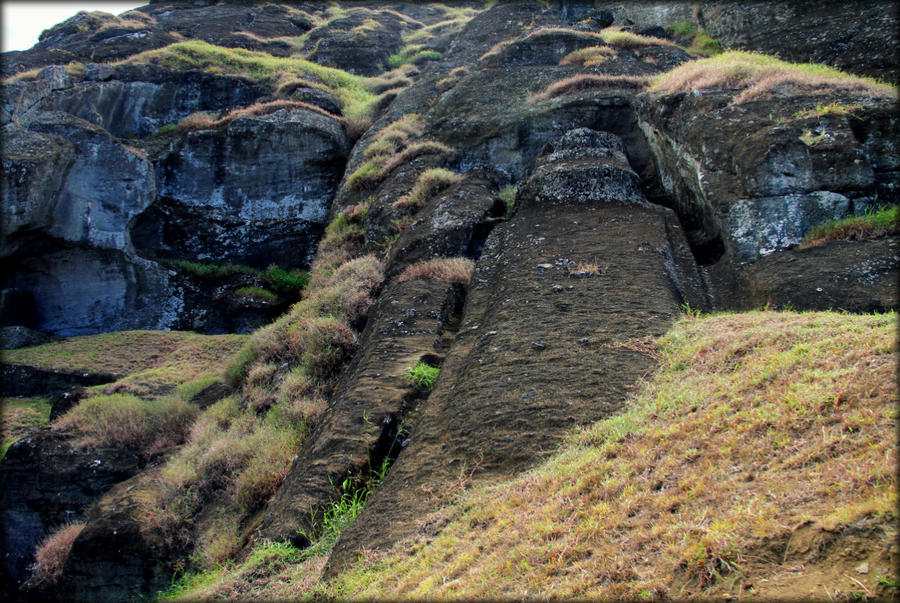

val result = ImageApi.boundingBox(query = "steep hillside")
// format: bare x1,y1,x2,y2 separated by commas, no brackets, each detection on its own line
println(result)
1,1,897,601
160,310,899,600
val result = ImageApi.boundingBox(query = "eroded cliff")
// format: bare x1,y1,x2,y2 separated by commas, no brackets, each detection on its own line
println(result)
1,1,897,600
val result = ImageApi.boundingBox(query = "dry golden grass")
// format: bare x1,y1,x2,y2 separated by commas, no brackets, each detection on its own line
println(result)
600,28,677,48
332,310,898,600
175,100,338,132
650,51,897,103
393,168,462,209
531,74,652,102
559,45,617,67
53,393,197,453
395,257,475,285
141,204,384,566
29,522,85,588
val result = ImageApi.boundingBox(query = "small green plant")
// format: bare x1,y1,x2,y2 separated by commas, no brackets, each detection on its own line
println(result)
235,286,279,301
403,361,440,390
680,301,702,318
262,266,309,295
800,205,899,247
799,128,828,146
499,185,516,216
298,460,389,557
154,123,180,136
393,168,462,209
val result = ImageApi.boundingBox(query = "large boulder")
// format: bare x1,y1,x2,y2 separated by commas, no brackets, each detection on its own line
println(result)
636,92,897,263
137,107,349,269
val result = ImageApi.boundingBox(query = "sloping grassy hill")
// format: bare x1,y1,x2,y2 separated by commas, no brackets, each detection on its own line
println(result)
160,310,898,600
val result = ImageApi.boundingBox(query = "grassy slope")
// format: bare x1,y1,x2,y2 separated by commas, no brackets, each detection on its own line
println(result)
160,310,898,600
3,330,245,378
329,310,898,600
1,331,245,455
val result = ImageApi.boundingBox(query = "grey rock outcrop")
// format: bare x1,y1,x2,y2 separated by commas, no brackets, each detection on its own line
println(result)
139,107,348,269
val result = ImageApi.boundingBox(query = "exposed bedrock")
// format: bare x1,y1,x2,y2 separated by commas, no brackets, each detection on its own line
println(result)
1,104,348,335
59,469,176,603
3,64,267,136
0,430,143,593
737,237,899,313
700,0,900,85
4,112,154,253
635,91,898,309
325,129,706,575
136,107,348,269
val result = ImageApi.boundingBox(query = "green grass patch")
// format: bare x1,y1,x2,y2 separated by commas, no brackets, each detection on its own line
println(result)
3,331,245,379
172,259,258,280
172,260,309,296
499,184,516,216
118,40,378,122
1,396,51,461
393,168,462,209
800,205,899,248
402,361,439,390
651,50,897,103
235,286,279,302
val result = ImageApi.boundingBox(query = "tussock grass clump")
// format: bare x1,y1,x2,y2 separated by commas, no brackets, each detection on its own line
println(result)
332,310,897,600
395,257,474,285
53,393,197,453
393,168,462,209
348,114,452,190
144,200,384,566
29,522,86,588
600,29,677,48
800,205,899,248
559,45,617,67
172,100,339,133
650,50,897,103
531,74,652,102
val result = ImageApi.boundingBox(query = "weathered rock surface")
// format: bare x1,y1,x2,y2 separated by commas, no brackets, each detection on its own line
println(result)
636,92,897,263
0,430,142,593
701,0,900,84
737,237,899,312
60,470,175,603
326,128,707,574
141,107,348,269
2,95,348,335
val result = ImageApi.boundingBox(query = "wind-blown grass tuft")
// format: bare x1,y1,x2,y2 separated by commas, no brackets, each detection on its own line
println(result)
650,50,897,103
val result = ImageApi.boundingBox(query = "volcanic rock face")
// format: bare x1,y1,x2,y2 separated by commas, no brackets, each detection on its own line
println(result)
140,107,348,268
2,75,348,336
0,0,897,600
